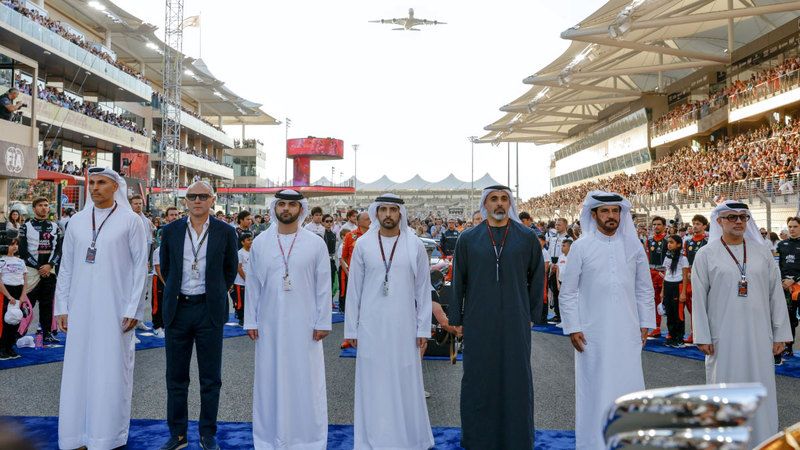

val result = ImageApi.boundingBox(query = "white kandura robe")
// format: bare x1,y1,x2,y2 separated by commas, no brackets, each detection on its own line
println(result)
54,205,148,450
691,240,792,446
344,232,434,450
558,232,655,450
244,227,332,450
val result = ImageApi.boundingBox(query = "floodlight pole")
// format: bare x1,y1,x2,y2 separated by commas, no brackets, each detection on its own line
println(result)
468,136,477,211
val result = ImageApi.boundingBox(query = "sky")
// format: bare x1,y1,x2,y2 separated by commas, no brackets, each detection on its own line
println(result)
112,0,601,198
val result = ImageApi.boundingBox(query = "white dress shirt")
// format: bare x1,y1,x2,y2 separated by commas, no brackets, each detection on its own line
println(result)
181,216,210,295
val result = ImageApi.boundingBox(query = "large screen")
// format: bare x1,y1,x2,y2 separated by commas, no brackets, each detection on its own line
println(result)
286,138,344,159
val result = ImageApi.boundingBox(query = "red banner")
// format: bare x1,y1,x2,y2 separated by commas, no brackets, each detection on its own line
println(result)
286,138,344,159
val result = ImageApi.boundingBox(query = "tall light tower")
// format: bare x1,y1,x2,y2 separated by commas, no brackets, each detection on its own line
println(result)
159,0,184,205
352,144,359,206
467,136,477,210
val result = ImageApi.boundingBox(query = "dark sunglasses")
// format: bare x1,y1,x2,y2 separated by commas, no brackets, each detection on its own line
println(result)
721,214,750,223
185,193,211,201
323,220,333,223
88,167,105,173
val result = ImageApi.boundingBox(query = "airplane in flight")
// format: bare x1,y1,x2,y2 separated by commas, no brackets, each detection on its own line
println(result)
369,8,446,31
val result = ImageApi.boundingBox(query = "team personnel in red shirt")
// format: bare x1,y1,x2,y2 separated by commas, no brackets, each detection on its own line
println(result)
339,211,370,349
681,214,709,343
645,216,668,337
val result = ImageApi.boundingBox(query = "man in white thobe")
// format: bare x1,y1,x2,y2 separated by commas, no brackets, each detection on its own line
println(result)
54,167,148,450
245,190,332,450
344,194,434,450
692,200,793,446
559,191,655,450
130,194,154,333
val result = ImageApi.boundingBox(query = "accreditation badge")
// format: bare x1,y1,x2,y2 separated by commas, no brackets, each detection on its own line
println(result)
85,247,97,264
737,278,748,297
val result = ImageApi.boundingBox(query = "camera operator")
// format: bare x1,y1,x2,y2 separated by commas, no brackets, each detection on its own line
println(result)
0,88,26,122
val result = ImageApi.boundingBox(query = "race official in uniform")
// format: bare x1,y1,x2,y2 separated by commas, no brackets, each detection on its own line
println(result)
682,214,709,344
645,216,668,337
777,216,800,359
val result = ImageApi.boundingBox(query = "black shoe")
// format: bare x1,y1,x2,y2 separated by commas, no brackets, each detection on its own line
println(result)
43,333,60,344
784,348,794,358
774,354,783,366
0,349,10,361
159,435,188,450
550,316,561,323
199,436,219,450
665,339,676,348
7,348,19,359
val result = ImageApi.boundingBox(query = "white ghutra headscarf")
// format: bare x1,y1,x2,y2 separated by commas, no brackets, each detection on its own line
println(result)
268,189,310,225
579,190,641,260
364,193,424,278
709,200,767,247
480,185,521,223
85,167,131,211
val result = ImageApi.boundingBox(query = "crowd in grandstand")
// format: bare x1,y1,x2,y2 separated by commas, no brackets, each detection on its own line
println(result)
651,56,800,136
1,0,147,82
526,121,800,211
150,92,226,132
14,80,146,135
37,154,88,174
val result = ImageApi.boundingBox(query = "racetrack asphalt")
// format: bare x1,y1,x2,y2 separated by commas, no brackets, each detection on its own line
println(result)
2,321,799,431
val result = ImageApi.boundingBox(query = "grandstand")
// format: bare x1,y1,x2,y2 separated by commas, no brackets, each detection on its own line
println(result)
312,173,502,218
481,0,800,231
0,0,277,213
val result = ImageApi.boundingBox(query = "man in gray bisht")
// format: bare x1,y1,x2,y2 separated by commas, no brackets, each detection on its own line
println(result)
449,185,545,450
692,200,792,445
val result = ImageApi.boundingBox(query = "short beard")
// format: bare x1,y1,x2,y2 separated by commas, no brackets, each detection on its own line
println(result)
490,212,507,221
277,212,300,225
598,220,619,234
380,218,398,230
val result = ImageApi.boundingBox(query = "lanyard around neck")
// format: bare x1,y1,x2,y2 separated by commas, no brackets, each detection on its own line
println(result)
378,232,400,284
720,237,747,279
277,232,299,277
91,203,118,248
186,221,210,267
487,223,510,282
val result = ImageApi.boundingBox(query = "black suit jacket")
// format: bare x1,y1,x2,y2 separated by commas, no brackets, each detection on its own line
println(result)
160,216,238,327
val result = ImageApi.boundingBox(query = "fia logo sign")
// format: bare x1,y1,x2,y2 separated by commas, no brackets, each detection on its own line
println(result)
4,146,24,174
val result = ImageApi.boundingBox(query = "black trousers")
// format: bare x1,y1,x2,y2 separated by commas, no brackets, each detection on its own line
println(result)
152,277,164,330
165,296,224,438
786,291,798,350
663,280,685,342
27,274,55,333
330,259,336,293
1,285,23,351
338,266,347,313
548,271,560,317
232,285,245,324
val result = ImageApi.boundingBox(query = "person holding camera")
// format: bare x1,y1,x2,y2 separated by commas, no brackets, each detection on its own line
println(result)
0,88,26,122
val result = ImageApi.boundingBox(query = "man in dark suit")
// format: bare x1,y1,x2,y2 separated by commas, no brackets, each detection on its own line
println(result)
158,181,238,450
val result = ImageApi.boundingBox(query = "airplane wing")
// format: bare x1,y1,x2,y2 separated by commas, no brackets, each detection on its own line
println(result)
417,18,446,25
368,18,405,25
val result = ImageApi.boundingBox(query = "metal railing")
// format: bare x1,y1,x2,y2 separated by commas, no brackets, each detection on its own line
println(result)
650,96,727,138
728,69,800,111
527,173,800,221
0,4,152,100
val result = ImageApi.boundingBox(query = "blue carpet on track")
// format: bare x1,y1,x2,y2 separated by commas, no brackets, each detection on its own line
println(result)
6,416,576,450
0,312,344,371
532,322,800,378
339,346,463,362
